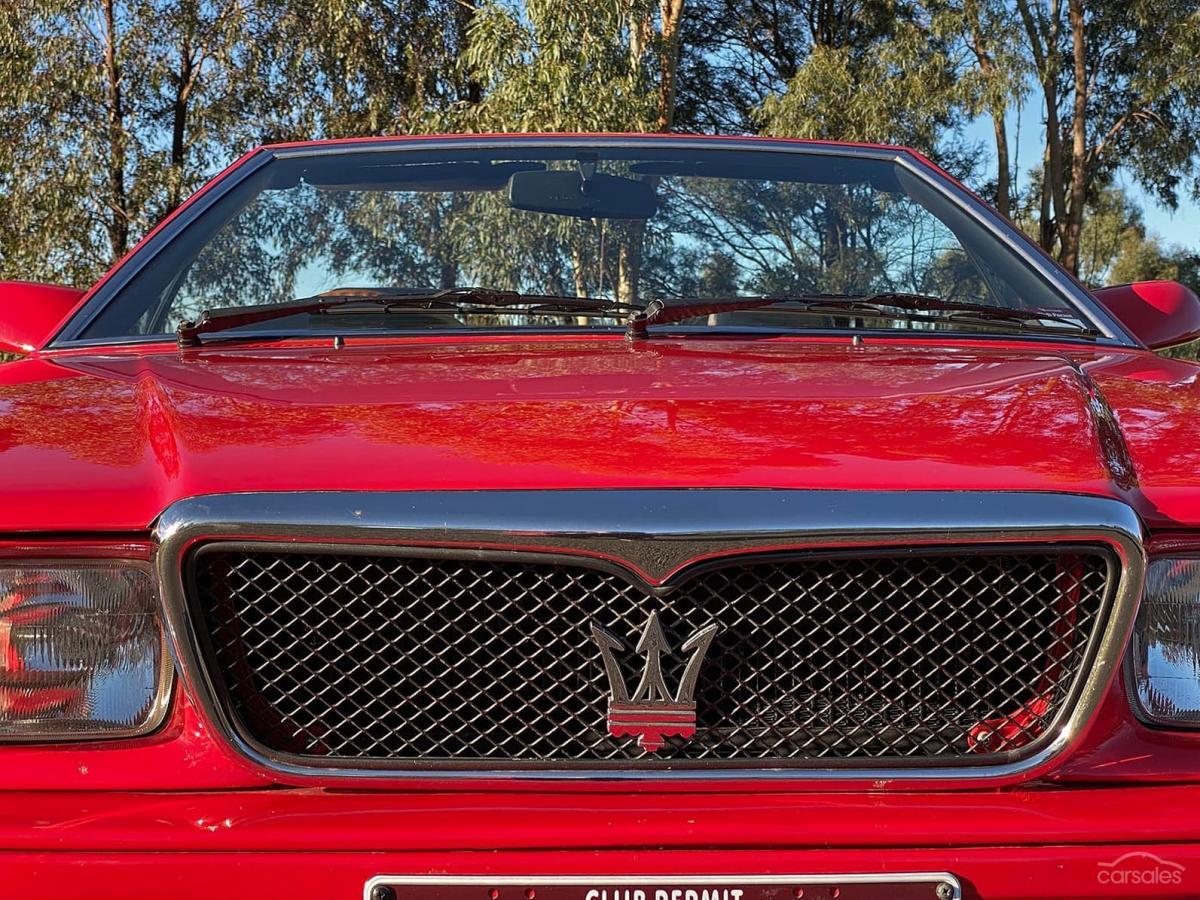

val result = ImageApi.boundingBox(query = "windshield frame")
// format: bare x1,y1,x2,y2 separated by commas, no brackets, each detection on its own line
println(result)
48,134,1138,349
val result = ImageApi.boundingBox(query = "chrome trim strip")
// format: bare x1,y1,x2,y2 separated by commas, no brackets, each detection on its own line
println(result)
53,135,1134,349
153,489,1145,782
363,874,962,900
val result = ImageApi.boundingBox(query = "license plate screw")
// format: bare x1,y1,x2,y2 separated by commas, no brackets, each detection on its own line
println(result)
370,887,397,900
935,884,954,900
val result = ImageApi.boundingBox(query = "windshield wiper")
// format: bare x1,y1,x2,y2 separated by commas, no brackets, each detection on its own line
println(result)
176,287,641,347
625,291,1101,340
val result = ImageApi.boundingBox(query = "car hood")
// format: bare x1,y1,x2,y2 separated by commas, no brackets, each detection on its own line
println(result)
2,337,1198,532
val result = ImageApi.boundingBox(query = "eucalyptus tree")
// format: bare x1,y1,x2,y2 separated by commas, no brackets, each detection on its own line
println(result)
0,0,262,281
753,5,969,152
459,0,658,133
456,0,688,301
1013,0,1200,274
680,0,935,134
939,0,1030,219
253,0,480,139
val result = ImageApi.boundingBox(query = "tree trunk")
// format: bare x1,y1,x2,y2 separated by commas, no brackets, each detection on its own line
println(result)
1044,86,1068,258
572,244,588,298
1014,0,1066,256
629,1,651,72
101,0,129,261
166,44,195,215
656,0,684,131
617,235,642,303
1060,0,1089,275
968,26,1011,220
992,112,1011,220
1039,139,1054,250
453,0,483,105
821,186,847,288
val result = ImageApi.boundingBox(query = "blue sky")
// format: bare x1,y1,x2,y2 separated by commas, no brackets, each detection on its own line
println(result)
962,101,1200,251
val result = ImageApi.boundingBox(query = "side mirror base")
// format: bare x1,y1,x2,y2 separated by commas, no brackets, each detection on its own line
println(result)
0,281,87,354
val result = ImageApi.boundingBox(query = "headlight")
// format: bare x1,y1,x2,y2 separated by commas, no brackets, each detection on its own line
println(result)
0,563,170,739
1131,557,1200,727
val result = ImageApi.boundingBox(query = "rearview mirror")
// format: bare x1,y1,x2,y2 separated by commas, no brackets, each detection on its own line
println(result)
297,160,547,192
508,170,657,219
1091,280,1200,350
0,281,86,354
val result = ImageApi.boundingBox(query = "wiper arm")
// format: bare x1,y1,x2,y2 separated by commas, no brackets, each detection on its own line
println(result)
842,291,1091,327
626,291,1099,339
176,287,641,347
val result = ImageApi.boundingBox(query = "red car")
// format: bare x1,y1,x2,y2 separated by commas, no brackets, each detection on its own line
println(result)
2,134,1199,899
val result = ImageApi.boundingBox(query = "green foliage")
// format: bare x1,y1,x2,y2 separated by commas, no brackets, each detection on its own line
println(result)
1077,186,1148,286
756,12,967,149
0,0,264,280
1008,0,1200,272
1077,185,1200,292
1078,0,1200,210
0,0,1199,301
457,0,656,133
1106,235,1188,286
255,0,477,138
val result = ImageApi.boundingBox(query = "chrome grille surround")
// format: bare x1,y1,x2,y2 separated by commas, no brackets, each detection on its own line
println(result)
153,490,1146,782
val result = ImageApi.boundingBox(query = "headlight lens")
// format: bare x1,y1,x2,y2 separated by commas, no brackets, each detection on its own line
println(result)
0,563,170,739
1131,557,1200,727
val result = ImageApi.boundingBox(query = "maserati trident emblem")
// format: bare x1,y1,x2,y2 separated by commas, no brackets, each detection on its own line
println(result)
590,612,718,752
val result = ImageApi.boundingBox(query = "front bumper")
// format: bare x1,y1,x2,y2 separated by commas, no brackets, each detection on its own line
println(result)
8,786,1200,899
8,846,1199,900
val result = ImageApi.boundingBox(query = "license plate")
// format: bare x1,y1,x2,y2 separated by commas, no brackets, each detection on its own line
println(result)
363,875,961,900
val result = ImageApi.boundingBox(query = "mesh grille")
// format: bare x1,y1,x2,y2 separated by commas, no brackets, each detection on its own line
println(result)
190,548,1110,764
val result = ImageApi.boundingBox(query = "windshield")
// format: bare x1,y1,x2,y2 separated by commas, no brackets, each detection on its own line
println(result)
77,144,1092,341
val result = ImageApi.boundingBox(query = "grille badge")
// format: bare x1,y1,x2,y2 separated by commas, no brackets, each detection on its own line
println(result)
590,612,718,752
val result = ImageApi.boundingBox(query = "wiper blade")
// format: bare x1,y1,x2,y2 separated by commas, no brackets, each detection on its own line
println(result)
625,291,1100,339
843,291,1091,327
176,287,640,346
